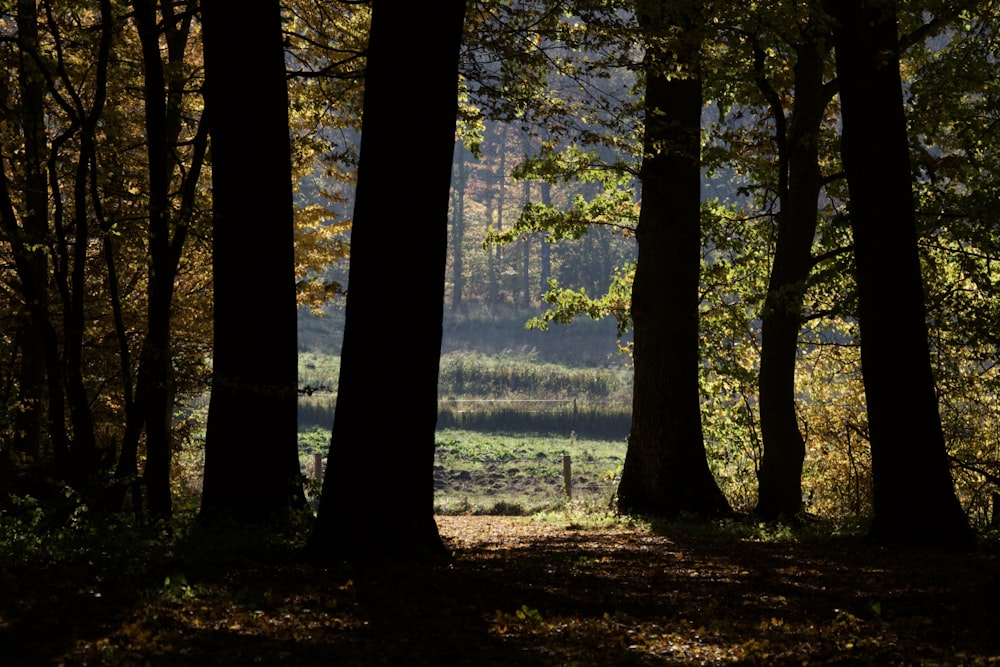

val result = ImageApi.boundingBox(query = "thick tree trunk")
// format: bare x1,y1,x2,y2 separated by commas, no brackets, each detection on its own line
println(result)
616,2,731,519
755,33,831,521
199,0,305,525
829,0,972,545
308,0,466,561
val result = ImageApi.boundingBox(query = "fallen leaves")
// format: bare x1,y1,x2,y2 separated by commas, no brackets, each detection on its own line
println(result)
5,516,1000,666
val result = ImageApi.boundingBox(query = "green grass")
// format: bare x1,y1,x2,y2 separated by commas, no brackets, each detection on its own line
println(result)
298,352,340,394
432,429,627,516
296,349,632,517
296,428,627,517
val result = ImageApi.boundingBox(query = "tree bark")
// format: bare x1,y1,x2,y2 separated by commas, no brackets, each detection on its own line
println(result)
11,0,51,461
56,0,115,479
755,28,834,521
308,0,467,561
616,1,731,519
199,0,305,525
828,0,972,545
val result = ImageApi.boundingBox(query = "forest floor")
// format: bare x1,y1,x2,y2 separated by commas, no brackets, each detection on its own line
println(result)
3,515,999,666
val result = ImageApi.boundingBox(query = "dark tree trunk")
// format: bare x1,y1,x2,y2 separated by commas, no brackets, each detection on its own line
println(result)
829,0,972,545
11,0,51,461
199,0,305,525
307,0,466,561
116,4,206,517
131,0,175,518
60,0,114,479
755,29,833,521
122,0,198,519
616,2,731,519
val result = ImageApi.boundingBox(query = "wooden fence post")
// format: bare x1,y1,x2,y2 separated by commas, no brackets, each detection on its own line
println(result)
313,453,323,483
563,454,572,499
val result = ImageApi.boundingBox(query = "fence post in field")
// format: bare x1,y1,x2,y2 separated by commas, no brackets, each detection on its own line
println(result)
563,454,572,499
313,453,323,483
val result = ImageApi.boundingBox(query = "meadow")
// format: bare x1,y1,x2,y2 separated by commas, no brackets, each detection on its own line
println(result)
297,346,632,516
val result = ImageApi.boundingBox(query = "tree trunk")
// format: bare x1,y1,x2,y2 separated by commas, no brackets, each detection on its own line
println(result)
131,0,176,518
829,0,972,545
540,182,552,298
755,30,833,521
199,0,305,525
616,1,731,519
307,0,466,561
60,0,114,479
11,0,51,461
451,142,468,313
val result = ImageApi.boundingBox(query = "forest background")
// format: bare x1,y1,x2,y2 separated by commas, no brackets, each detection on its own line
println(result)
1,0,999,539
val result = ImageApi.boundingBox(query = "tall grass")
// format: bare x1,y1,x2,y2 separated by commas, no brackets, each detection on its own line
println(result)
438,350,631,400
298,350,634,436
437,398,629,439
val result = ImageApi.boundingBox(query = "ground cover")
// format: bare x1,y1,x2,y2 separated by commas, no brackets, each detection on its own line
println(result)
4,516,997,666
433,429,626,515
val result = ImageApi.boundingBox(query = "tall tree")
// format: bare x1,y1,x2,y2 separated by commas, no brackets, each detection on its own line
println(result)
122,0,206,518
9,0,51,461
753,15,838,521
199,0,305,524
308,0,467,560
827,0,972,544
616,0,731,518
451,141,470,313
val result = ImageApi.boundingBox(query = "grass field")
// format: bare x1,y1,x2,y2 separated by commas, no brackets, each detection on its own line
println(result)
434,429,626,516
297,348,631,516
296,426,627,516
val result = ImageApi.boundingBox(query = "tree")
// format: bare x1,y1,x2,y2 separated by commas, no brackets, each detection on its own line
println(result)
906,3,1000,523
753,12,838,521
120,0,207,518
616,0,731,518
450,141,471,313
199,0,305,524
8,0,51,462
307,0,467,560
0,0,117,480
827,0,972,544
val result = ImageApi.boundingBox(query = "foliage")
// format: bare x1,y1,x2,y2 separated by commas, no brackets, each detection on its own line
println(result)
464,1,1000,531
1,0,999,590
284,0,367,311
